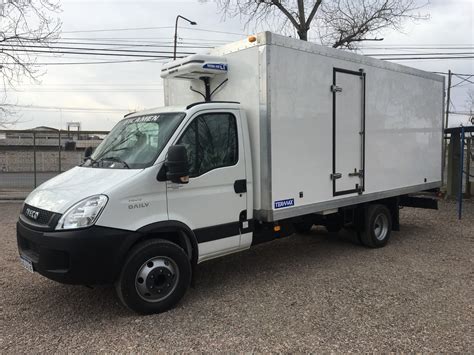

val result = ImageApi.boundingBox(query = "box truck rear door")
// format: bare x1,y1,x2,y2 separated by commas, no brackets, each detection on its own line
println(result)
332,68,366,196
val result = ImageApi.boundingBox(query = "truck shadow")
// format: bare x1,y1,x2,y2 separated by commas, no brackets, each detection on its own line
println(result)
192,228,362,291
23,226,399,322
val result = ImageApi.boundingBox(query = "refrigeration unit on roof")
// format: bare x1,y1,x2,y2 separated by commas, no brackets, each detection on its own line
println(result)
160,55,228,80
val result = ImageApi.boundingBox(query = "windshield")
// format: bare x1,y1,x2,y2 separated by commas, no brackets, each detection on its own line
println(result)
84,112,185,169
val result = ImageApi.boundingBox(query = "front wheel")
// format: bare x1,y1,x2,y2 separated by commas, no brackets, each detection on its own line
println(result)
360,204,392,248
116,239,191,314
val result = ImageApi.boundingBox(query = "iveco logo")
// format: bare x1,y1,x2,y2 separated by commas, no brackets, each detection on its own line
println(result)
25,208,39,220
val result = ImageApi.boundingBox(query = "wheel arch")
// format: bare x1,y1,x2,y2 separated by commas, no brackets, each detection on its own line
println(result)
134,220,199,267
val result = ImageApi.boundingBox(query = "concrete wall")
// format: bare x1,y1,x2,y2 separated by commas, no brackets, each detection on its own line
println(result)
0,138,103,148
0,151,83,172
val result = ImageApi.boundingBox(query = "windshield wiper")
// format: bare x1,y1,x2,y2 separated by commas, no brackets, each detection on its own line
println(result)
96,156,130,169
81,156,96,167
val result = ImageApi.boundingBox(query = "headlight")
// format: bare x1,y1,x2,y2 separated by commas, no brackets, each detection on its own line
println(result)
56,195,108,230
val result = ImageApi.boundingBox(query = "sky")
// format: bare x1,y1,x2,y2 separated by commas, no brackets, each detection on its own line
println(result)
3,0,474,131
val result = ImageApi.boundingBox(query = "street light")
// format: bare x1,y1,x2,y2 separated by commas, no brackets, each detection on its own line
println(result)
174,15,197,60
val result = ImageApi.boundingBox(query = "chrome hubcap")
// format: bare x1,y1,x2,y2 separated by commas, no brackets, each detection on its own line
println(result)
135,256,179,302
373,213,389,241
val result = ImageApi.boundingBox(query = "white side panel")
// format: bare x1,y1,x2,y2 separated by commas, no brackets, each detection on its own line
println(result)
267,43,443,217
268,44,334,210
366,69,442,192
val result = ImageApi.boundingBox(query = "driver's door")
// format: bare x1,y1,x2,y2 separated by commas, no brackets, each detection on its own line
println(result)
166,110,249,262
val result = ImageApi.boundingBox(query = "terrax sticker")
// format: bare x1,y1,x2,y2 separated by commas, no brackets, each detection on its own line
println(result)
274,199,295,209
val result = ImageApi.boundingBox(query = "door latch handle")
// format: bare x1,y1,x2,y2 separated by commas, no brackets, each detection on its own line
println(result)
234,179,247,193
331,85,342,93
348,169,364,177
330,173,342,181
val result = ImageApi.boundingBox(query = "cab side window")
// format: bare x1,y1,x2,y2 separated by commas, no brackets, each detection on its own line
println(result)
177,113,238,177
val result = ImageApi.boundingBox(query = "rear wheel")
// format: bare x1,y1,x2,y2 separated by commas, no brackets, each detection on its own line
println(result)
360,204,392,248
116,239,191,314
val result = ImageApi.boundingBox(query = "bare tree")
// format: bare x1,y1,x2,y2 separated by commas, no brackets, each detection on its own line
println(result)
0,0,61,127
466,88,474,112
466,88,474,124
207,0,427,47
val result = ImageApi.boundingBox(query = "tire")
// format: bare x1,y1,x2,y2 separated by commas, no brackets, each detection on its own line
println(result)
116,239,191,314
293,220,313,233
360,204,392,248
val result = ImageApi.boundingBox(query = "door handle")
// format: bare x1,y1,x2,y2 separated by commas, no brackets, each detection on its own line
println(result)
234,179,247,193
348,169,364,177
330,173,342,181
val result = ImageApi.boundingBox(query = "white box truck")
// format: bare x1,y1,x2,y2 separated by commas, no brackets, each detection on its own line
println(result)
17,32,444,314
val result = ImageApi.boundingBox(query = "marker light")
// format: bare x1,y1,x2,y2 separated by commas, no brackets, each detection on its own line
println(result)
248,35,257,43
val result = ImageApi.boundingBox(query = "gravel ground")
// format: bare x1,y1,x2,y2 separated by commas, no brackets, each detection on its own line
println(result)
0,200,472,352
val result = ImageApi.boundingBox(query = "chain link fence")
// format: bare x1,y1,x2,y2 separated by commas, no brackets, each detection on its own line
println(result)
0,128,108,199
0,128,472,200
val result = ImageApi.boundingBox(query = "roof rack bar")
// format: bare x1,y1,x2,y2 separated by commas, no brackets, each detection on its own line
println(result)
186,101,240,110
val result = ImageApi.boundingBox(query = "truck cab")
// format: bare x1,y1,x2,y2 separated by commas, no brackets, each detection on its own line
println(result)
17,102,254,314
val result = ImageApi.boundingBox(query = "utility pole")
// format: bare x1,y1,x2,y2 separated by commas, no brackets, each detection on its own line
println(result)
442,70,452,187
445,70,452,130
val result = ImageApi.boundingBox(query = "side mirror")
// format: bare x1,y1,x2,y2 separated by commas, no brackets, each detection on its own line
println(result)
84,146,93,161
165,145,190,184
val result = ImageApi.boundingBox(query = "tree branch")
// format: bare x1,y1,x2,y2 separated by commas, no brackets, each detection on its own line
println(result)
305,0,323,28
269,0,301,30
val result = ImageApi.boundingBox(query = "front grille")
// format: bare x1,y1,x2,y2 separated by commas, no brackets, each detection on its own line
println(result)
21,204,62,231
22,204,55,225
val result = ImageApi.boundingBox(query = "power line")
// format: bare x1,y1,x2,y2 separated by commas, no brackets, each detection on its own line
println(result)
381,56,474,60
49,40,214,49
0,44,195,55
61,25,247,37
1,58,169,66
367,52,474,56
5,104,130,113
179,26,248,36
6,88,164,93
62,26,175,34
6,44,474,61
60,37,230,44
360,47,474,50
450,112,474,116
432,71,474,76
0,47,186,59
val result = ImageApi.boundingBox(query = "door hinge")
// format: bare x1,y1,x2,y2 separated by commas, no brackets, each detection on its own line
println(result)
330,172,342,181
330,85,342,93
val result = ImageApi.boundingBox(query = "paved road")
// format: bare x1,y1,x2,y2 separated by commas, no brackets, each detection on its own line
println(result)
0,200,472,352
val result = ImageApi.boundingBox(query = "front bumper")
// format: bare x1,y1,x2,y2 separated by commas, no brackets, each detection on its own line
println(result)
17,220,140,285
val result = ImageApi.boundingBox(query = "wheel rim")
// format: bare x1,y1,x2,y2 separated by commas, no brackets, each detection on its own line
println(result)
373,213,389,241
135,256,179,302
